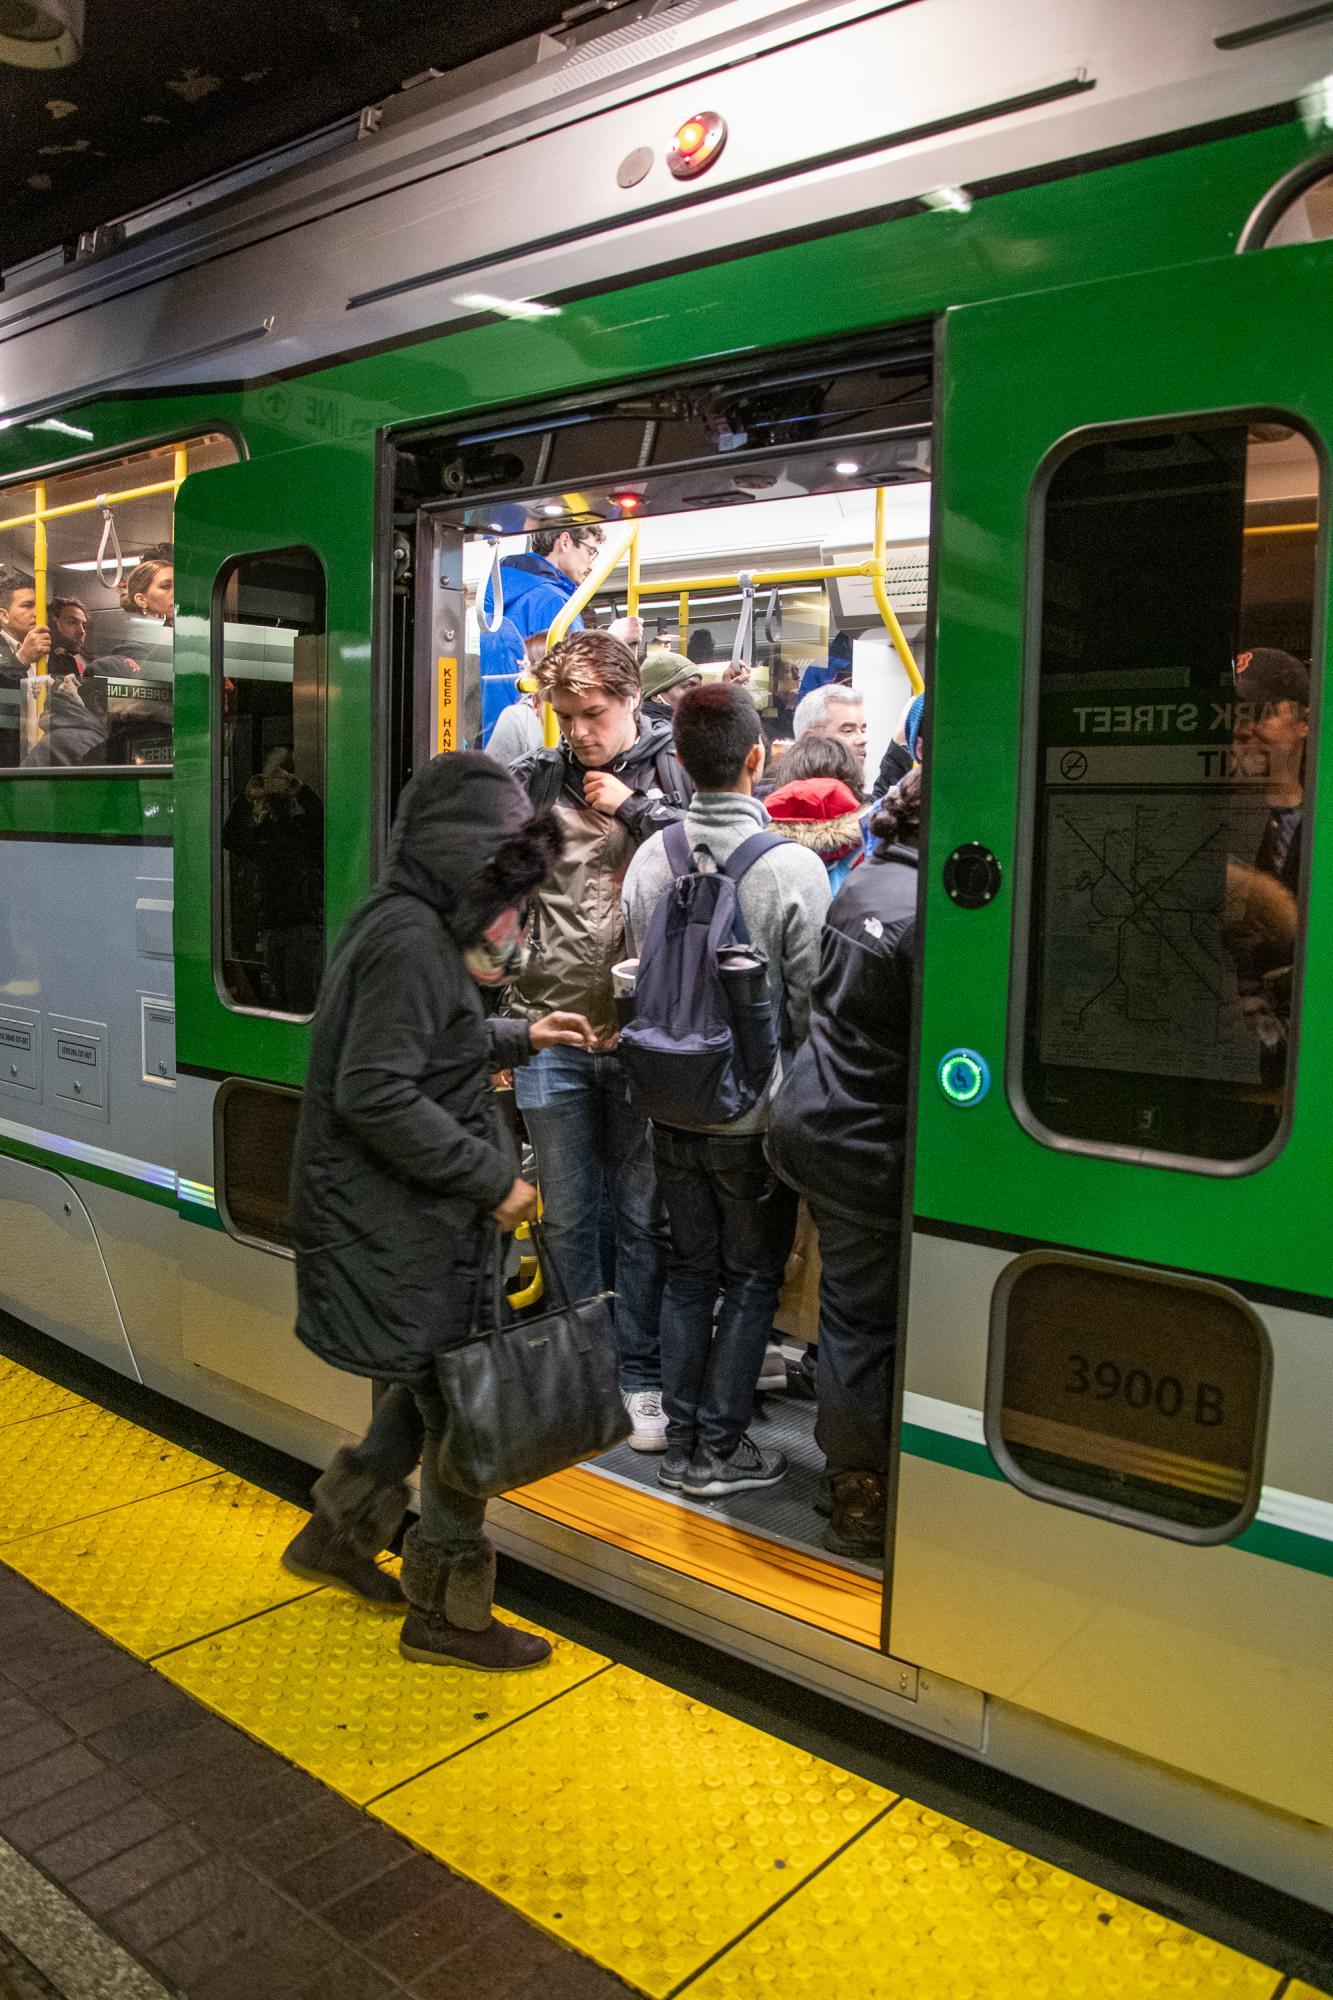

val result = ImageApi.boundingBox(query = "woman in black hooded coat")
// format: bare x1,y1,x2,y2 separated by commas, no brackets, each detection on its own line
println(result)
281,751,594,1672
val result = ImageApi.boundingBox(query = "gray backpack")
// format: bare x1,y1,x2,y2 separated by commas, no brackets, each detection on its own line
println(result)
619,821,785,1129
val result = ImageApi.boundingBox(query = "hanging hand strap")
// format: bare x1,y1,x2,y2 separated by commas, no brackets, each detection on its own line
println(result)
763,586,782,651
479,540,506,635
732,572,755,673
94,502,125,593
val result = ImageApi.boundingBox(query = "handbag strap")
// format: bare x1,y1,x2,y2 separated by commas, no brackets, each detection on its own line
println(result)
468,1224,508,1340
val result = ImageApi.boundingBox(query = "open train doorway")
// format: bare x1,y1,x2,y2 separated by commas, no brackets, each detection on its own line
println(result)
386,335,933,1654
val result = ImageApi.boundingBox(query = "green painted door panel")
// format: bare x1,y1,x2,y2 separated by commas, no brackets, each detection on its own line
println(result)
173,441,376,1084
919,238,1333,1302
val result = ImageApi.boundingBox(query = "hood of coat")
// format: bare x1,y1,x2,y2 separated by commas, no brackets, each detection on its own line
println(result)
383,751,564,942
485,553,577,618
766,776,864,857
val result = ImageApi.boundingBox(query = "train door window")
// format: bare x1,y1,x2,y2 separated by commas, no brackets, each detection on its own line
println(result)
1249,163,1333,248
0,432,237,774
215,1080,301,1252
987,1251,1271,1542
215,549,327,1018
1018,418,1322,1168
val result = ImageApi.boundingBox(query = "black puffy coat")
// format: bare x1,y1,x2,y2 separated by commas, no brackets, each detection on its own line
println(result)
292,754,559,1383
766,845,917,1226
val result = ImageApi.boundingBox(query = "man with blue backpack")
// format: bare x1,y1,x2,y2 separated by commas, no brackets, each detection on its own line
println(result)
621,683,830,1497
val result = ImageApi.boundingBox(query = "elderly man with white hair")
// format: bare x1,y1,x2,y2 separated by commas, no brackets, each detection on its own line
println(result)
791,681,869,789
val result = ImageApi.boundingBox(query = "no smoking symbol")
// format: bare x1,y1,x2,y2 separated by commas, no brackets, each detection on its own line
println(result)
1060,750,1089,781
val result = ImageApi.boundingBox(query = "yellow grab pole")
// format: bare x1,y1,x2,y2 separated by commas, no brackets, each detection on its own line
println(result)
678,590,689,651
642,560,877,597
32,483,47,630
0,476,179,536
872,486,923,695
541,522,640,748
32,481,48,735
173,445,188,489
627,527,641,619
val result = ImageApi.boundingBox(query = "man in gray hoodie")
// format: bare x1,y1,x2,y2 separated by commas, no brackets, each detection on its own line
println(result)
622,683,830,1498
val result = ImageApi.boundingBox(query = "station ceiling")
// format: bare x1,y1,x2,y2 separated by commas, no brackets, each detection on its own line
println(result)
2,0,570,273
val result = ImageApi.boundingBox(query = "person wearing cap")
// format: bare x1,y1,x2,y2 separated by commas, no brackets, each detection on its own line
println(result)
764,735,867,894
640,650,713,727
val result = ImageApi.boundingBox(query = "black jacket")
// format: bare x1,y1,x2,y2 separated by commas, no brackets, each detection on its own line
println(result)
512,714,693,838
24,677,107,767
766,845,917,1226
292,754,559,1383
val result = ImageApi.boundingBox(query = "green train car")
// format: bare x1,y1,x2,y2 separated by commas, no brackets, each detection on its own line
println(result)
1,0,1331,1908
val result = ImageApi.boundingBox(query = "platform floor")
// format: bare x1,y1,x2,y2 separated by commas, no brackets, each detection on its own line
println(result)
0,1344,1329,2000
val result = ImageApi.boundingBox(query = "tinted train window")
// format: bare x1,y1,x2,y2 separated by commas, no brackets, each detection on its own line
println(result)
216,550,327,1017
0,434,237,774
988,1252,1270,1542
1021,420,1321,1166
216,1080,300,1251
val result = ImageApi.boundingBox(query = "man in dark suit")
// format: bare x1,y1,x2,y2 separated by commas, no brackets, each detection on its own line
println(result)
0,571,50,769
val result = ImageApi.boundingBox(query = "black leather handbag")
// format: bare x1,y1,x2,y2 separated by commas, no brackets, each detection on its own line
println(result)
432,1224,631,1499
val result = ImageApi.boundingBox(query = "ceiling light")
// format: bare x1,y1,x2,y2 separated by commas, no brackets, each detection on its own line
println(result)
0,0,82,68
60,555,145,573
834,460,860,477
541,503,564,517
453,291,561,321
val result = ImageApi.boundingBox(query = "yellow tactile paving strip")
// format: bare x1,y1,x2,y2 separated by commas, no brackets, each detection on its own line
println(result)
2,1473,319,1658
373,1665,893,1998
0,1403,217,1545
689,1798,1281,1999
0,1355,86,1427
159,1582,609,1804
0,1355,1309,2000
512,1464,883,1646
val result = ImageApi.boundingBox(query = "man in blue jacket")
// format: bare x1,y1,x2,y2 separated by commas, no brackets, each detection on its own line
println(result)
481,524,640,742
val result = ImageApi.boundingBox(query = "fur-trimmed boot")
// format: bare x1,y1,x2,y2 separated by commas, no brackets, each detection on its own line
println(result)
398,1527,551,1672
281,1448,407,1608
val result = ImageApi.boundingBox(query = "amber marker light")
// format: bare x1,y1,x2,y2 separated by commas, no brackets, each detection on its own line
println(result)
667,110,727,180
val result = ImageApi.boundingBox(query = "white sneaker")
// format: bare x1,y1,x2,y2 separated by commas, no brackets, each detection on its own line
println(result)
623,1388,668,1453
757,1343,788,1393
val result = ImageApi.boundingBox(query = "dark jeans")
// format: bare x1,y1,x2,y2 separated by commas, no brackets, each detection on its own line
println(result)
356,1382,488,1551
652,1125,799,1455
808,1200,900,1478
514,1045,667,1391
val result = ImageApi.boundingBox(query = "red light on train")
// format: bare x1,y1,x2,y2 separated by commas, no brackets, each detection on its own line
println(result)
667,110,726,181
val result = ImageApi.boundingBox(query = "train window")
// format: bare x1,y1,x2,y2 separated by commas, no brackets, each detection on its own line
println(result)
987,1252,1270,1542
1251,164,1333,248
215,549,327,1018
215,1079,301,1252
1019,418,1322,1168
0,433,237,774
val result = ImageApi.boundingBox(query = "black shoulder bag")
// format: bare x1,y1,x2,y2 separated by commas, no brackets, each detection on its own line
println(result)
432,1224,630,1498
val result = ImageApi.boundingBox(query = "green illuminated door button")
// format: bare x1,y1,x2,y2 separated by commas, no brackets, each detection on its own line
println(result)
938,1048,990,1105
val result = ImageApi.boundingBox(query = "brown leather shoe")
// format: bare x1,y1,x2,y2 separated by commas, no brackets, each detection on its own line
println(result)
822,1471,887,1559
281,1514,405,1608
399,1613,552,1672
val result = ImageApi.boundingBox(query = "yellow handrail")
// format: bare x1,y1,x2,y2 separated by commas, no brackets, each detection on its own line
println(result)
872,486,924,695
631,490,923,695
0,475,179,537
540,522,640,747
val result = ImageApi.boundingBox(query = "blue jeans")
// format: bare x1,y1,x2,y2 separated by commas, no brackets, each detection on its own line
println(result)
513,1045,666,1392
808,1200,899,1478
651,1125,799,1455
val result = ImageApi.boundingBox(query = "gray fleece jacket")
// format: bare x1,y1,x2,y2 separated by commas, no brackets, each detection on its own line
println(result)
621,790,831,1133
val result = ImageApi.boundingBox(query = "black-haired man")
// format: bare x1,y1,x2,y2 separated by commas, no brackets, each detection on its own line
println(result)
0,572,50,769
622,682,830,1498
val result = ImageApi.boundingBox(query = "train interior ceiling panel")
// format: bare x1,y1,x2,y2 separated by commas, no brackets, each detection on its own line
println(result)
0,0,1332,1926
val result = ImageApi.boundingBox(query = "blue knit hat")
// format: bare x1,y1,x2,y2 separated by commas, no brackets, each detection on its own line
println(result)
905,693,926,761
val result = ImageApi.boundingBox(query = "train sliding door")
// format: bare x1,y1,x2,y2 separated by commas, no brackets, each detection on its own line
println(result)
171,443,374,1434
893,241,1333,1824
